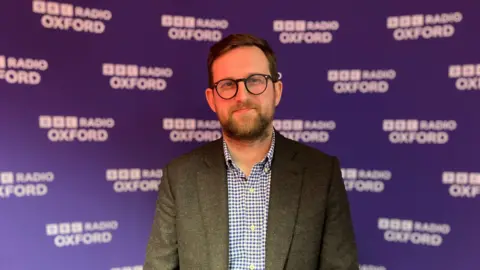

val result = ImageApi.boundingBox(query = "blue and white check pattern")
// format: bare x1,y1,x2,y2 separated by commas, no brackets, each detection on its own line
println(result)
224,132,275,270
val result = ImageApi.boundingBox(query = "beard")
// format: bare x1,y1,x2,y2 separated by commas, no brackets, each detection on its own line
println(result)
219,102,274,141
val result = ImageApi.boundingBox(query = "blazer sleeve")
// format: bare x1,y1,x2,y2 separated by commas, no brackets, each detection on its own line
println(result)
143,165,179,270
318,156,359,270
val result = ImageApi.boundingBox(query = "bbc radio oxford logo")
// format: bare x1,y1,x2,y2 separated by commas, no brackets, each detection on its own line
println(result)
448,64,480,91
378,217,451,247
273,19,339,44
327,69,396,94
106,168,162,193
273,119,336,143
162,118,222,142
39,115,115,142
442,171,480,199
0,171,54,199
32,0,112,34
342,168,392,193
387,12,462,41
161,14,229,42
102,63,173,91
383,119,457,144
0,55,48,85
46,220,118,248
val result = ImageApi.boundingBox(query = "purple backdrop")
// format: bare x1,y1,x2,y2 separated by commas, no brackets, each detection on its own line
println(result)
1,0,479,269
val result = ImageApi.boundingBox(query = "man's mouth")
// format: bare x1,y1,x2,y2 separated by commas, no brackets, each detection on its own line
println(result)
236,108,252,112
233,107,254,114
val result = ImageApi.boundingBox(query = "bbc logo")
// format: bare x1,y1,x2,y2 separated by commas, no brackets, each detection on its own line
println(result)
442,172,480,185
328,70,362,82
39,116,78,129
103,63,139,77
383,119,419,132
341,168,357,180
46,222,83,236
32,1,74,17
272,120,303,131
106,169,142,181
448,64,480,78
161,15,195,28
378,217,413,231
0,172,14,185
387,15,424,29
0,55,5,69
163,118,196,130
273,20,306,32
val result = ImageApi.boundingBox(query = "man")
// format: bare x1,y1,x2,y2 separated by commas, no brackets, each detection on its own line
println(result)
144,33,358,270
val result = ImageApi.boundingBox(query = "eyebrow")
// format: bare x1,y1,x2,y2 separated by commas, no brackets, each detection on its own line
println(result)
217,72,264,81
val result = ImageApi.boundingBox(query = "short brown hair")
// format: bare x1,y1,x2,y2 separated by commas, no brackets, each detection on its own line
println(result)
207,33,279,87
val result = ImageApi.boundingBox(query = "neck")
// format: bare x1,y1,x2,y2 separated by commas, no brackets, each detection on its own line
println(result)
223,126,274,172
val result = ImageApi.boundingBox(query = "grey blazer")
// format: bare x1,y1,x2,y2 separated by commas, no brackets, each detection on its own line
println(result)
143,130,358,269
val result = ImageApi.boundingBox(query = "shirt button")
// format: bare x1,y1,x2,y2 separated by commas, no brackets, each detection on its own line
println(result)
249,188,255,193
250,264,255,270
250,224,255,232
264,167,269,173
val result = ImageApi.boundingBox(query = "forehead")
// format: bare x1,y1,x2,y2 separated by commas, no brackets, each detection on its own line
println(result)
212,46,270,81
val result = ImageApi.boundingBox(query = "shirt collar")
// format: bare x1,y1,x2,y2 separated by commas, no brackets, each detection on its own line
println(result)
223,130,276,170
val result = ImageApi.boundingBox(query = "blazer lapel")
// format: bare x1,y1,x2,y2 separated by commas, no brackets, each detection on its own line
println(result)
196,139,229,270
266,132,304,270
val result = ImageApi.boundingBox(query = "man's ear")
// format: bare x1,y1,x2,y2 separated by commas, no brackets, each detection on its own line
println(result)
273,80,283,107
205,88,217,112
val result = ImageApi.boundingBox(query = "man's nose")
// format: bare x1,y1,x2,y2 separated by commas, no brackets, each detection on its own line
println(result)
234,81,249,102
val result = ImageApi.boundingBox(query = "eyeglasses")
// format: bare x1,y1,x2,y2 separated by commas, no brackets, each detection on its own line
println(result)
212,73,275,100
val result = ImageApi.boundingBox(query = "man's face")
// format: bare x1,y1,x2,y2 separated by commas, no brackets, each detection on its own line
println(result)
205,46,283,141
